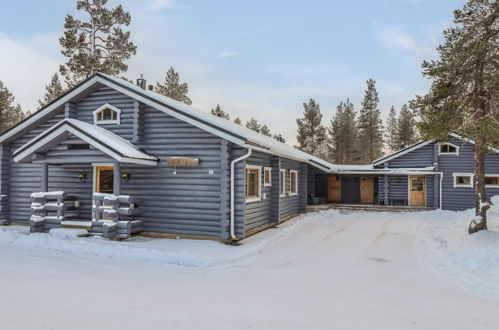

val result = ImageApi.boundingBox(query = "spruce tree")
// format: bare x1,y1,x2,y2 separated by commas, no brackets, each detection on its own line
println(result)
357,79,384,163
38,73,65,109
385,106,399,152
329,99,359,164
59,0,137,85
296,98,327,157
156,67,192,105
0,81,26,133
233,117,242,125
211,104,230,119
411,0,498,233
260,125,271,137
273,134,286,143
396,104,418,147
245,118,261,132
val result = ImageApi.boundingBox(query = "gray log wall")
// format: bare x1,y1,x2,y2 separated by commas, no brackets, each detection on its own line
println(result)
1,85,311,239
0,144,10,223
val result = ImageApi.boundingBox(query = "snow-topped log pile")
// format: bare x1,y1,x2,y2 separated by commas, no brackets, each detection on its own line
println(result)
0,194,8,225
91,193,143,239
29,191,80,233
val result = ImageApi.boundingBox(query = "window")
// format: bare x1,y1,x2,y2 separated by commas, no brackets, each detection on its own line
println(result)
453,173,473,188
439,143,459,155
280,169,286,197
289,170,298,195
485,175,499,187
263,167,272,187
93,103,121,125
245,165,261,203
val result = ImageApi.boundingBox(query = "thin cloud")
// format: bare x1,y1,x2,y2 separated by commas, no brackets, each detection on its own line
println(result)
375,26,417,50
144,0,174,12
217,51,239,59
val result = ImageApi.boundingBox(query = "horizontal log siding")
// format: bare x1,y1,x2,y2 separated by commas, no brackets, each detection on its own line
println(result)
8,111,66,223
119,106,228,238
279,158,303,219
383,144,435,168
244,151,272,232
388,176,408,204
76,86,135,140
439,137,499,211
0,145,11,222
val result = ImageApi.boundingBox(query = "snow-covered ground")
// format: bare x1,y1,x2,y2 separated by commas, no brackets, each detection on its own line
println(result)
1,208,499,329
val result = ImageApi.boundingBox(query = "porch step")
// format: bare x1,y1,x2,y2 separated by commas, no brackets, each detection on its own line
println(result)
49,228,89,238
306,203,432,212
60,220,92,230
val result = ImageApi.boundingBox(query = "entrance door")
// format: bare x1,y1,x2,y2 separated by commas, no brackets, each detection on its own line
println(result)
409,175,426,206
360,177,374,204
95,166,114,194
328,176,341,202
341,177,360,203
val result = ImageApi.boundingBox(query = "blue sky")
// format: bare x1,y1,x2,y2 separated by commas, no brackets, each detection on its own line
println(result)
0,0,464,143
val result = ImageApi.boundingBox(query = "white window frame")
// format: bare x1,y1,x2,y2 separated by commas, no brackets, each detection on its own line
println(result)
245,165,262,203
263,167,272,187
280,169,286,198
485,174,499,188
289,170,298,196
438,142,459,156
453,173,473,188
93,103,121,125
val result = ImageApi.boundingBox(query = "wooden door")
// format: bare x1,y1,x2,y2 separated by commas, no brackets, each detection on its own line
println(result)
360,177,374,204
409,175,426,206
328,176,341,202
95,166,114,194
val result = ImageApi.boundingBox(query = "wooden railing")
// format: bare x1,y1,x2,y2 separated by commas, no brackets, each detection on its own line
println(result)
91,193,143,239
29,191,80,233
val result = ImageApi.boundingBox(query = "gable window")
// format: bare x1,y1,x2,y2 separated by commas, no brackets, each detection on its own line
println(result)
263,167,272,187
280,169,286,197
453,173,473,188
245,165,262,203
485,175,499,187
439,143,459,155
93,103,121,125
289,170,298,195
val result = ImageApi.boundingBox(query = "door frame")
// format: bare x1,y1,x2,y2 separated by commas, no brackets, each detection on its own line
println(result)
408,175,426,206
92,163,114,194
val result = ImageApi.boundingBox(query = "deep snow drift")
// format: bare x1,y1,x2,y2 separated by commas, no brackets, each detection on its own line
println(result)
0,208,498,329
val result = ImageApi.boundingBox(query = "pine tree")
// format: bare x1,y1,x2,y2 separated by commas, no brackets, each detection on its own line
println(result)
0,81,26,133
296,98,327,157
59,0,137,85
245,118,261,132
396,104,418,147
357,79,384,163
260,125,271,137
38,73,65,109
328,99,359,164
211,104,230,119
411,0,498,233
155,67,192,105
233,117,242,125
385,106,399,152
273,134,286,143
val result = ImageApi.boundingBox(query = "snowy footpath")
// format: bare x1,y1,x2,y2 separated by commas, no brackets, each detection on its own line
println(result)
0,208,499,329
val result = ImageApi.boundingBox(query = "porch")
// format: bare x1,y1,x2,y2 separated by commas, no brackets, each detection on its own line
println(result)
306,203,432,213
10,119,159,239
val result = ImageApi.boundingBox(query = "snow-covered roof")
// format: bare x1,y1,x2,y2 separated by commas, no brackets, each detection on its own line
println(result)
0,73,335,171
12,118,158,166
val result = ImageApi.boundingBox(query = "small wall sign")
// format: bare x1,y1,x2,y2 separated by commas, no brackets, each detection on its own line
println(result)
166,157,200,167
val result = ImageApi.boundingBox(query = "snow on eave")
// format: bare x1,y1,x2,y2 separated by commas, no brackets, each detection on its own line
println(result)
12,119,158,165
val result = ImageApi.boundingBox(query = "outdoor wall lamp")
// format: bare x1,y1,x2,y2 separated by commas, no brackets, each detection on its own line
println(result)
78,173,87,183
121,173,131,182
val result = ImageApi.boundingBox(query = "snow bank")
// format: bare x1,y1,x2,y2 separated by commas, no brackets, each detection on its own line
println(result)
0,210,342,269
417,200,499,298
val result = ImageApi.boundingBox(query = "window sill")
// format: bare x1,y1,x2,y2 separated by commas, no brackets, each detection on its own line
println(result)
263,184,272,188
454,185,473,188
95,121,119,125
289,192,298,196
245,197,262,204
